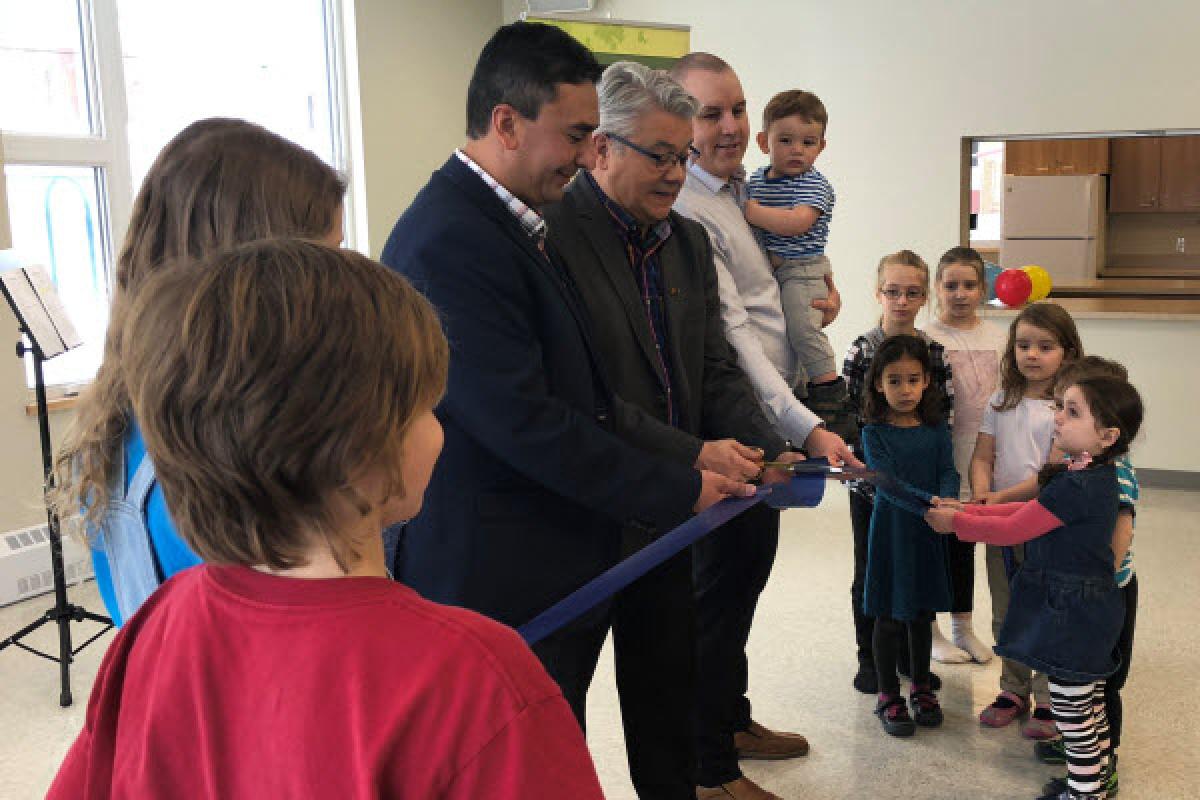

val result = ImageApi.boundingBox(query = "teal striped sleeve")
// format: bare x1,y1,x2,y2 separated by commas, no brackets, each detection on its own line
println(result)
1115,456,1138,511
1114,456,1138,587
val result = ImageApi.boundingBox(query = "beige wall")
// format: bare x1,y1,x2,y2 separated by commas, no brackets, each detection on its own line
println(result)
350,0,502,257
504,0,1200,471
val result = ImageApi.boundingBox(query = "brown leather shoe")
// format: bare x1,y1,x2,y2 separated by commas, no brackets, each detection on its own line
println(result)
734,720,809,760
695,776,784,800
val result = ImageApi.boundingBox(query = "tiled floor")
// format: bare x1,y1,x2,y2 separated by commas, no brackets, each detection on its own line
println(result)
1,487,1197,798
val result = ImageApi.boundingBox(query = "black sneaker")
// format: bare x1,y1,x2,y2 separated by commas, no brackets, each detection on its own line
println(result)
909,685,944,727
1035,738,1066,764
875,694,916,737
853,663,878,694
1104,758,1120,797
1039,774,1115,799
1039,777,1067,797
1035,789,1070,800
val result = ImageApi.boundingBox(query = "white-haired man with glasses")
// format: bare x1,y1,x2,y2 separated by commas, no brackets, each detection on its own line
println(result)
543,61,803,800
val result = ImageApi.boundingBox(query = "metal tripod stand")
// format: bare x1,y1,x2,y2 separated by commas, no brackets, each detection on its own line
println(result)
0,334,112,706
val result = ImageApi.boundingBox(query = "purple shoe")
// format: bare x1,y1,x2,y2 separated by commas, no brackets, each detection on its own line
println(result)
1021,705,1058,740
979,690,1028,728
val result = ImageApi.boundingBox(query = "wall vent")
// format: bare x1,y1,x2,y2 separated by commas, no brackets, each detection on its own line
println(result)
0,523,94,607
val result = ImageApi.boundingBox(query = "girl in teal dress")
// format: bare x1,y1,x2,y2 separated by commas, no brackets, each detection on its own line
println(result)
861,335,960,737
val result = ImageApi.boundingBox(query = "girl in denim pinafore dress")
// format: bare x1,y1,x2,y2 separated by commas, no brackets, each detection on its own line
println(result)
927,375,1144,800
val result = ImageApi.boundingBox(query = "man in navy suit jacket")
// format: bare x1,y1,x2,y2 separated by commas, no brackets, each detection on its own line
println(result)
381,23,754,799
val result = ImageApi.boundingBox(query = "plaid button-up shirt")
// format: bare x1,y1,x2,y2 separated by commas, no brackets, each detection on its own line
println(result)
455,150,548,246
584,171,679,427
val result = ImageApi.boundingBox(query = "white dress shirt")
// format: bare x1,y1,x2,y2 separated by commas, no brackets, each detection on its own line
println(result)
674,161,821,446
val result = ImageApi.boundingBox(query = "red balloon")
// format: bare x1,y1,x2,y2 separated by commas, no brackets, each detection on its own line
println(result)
995,268,1033,307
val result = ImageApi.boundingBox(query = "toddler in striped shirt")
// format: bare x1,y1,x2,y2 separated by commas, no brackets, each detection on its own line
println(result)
745,89,850,435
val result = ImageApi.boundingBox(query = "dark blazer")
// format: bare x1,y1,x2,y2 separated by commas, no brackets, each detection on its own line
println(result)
380,156,699,628
543,175,787,464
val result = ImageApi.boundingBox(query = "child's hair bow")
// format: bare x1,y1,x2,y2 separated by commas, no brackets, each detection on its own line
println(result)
1065,451,1093,471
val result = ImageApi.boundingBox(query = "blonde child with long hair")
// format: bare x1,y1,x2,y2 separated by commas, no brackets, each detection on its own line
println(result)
54,118,346,625
842,249,954,694
970,302,1083,738
925,246,1007,665
48,239,605,799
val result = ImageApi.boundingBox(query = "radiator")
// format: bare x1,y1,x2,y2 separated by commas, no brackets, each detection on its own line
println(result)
0,523,94,607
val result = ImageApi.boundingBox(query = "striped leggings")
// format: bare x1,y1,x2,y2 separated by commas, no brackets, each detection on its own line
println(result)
1049,678,1110,798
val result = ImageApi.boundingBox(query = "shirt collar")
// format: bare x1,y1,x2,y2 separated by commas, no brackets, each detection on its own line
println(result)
455,149,547,243
687,160,746,194
583,170,672,248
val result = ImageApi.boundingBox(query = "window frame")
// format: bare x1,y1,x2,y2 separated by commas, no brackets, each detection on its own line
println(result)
3,0,132,315
2,0,355,393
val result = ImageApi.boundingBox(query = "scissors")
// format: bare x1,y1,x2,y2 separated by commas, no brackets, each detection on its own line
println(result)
759,461,933,511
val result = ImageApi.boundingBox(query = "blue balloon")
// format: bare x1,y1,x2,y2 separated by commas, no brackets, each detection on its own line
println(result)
984,262,1003,301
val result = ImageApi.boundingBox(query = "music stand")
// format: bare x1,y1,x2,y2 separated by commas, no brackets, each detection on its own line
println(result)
0,264,112,706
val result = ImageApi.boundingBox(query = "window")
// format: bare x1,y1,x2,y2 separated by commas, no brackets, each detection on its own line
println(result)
0,0,349,389
4,165,109,386
968,140,1004,245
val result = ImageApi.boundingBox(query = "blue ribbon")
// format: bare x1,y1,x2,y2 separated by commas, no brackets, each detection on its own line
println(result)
518,466,827,645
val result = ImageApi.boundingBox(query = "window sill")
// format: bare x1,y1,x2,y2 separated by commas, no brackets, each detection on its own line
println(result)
25,395,80,416
981,297,1200,321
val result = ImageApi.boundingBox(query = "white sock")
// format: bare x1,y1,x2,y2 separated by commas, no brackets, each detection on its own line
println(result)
951,616,994,663
931,618,971,664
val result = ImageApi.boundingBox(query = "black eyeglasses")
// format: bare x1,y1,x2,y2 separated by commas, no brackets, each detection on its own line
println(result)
605,132,690,170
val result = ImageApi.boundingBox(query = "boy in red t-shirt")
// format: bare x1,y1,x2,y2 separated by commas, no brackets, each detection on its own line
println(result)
48,240,605,799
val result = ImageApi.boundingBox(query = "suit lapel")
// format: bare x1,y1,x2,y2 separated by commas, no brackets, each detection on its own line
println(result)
440,157,547,268
659,222,693,423
442,158,616,398
567,179,666,384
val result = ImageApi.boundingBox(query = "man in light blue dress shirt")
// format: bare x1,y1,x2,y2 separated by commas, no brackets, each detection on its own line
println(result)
672,53,861,800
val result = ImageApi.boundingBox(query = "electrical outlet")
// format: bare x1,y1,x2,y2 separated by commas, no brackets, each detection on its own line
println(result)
1177,237,1187,254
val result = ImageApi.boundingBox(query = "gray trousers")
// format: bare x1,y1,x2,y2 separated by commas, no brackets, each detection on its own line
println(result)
773,253,837,381
985,543,1049,705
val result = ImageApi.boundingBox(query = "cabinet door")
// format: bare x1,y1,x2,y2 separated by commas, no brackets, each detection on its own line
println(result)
1054,139,1109,174
1109,137,1162,212
1005,140,1056,175
1160,136,1200,211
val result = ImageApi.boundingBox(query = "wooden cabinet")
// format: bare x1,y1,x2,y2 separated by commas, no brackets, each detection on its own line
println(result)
1161,137,1200,211
1110,136,1200,212
1005,138,1109,176
1110,138,1162,212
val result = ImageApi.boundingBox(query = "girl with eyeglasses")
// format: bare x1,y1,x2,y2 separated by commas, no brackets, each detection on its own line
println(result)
842,249,954,696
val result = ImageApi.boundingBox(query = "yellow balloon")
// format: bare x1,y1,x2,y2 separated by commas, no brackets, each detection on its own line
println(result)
1021,265,1053,302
